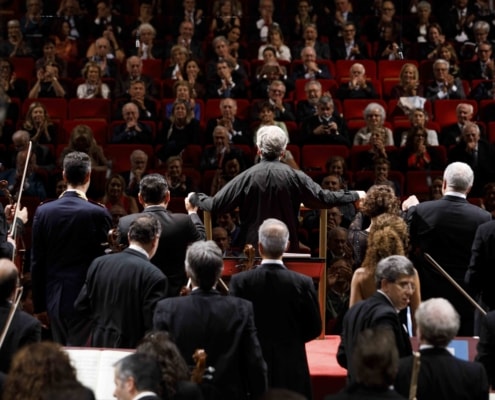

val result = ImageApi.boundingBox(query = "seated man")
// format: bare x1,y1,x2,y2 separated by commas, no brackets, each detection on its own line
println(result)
206,59,247,99
440,103,475,147
292,23,331,60
291,46,332,80
121,149,150,197
27,62,66,99
115,55,158,99
251,80,296,122
425,59,466,102
114,80,157,121
199,125,246,171
301,96,349,146
111,102,153,144
296,79,332,123
336,62,378,100
205,98,251,145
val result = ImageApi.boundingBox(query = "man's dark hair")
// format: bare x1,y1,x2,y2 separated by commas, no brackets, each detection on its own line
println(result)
353,328,398,388
128,215,161,245
139,174,169,204
114,353,162,394
63,152,91,186
185,241,223,290
0,260,17,300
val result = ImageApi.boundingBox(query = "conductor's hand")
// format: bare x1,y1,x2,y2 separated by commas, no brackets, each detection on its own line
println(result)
402,195,419,211
185,192,198,214
356,191,366,199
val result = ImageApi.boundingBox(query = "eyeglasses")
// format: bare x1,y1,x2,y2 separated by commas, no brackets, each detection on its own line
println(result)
269,89,284,94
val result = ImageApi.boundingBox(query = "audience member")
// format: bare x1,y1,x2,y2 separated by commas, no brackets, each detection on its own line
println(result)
89,1,124,41
296,80,330,123
207,59,247,99
28,62,67,99
209,0,241,38
252,80,296,122
292,0,317,41
251,0,281,43
301,95,350,146
210,152,245,196
75,214,167,348
325,0,358,45
181,59,206,100
55,0,87,40
199,125,245,171
251,59,293,100
132,23,165,60
165,81,200,121
230,218,321,399
440,102,475,147
425,58,466,101
404,1,435,45
112,102,153,144
291,46,332,80
156,100,200,163
418,22,446,60
205,98,251,145
292,23,330,60
363,0,402,44
34,38,67,78
121,149,149,198
436,42,461,78
463,41,494,80
325,255,353,334
153,240,268,399
22,101,57,145
448,122,495,197
0,259,41,374
3,342,93,400
118,174,205,297
216,211,241,249
0,19,34,58
375,21,404,61
76,61,110,99
0,57,28,102
206,36,248,82
115,80,157,121
100,174,139,215
480,182,495,217
163,45,189,80
258,25,292,62
443,0,477,46
398,108,438,146
399,126,445,172
85,36,119,77
175,0,206,40
113,353,163,400
390,63,425,99
332,21,368,61
197,126,365,252
115,56,158,99
404,162,492,336
212,225,238,256
336,63,378,100
395,298,489,399
174,21,203,59
337,255,415,383
163,154,199,196
353,102,394,146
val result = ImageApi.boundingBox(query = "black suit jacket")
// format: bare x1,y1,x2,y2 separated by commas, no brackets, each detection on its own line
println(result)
440,123,463,147
74,248,167,348
337,292,412,383
230,263,321,399
31,192,112,318
118,207,205,297
0,300,41,373
395,347,489,400
153,289,268,400
476,310,495,388
205,117,252,145
331,39,369,61
407,195,491,335
425,78,466,101
325,384,406,399
301,114,350,146
291,63,332,80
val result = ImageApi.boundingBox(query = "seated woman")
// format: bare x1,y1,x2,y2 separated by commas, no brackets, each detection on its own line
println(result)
210,151,245,195
22,101,57,144
156,100,200,165
209,0,241,38
51,20,78,66
390,63,424,99
165,80,201,121
252,101,299,169
418,23,446,60
164,155,198,198
349,212,421,328
76,61,110,99
257,25,292,62
399,108,438,146
59,124,107,173
226,24,246,60
399,126,445,172
436,42,461,78
181,58,206,100
163,45,189,80
132,22,165,60
353,102,394,146
100,173,139,215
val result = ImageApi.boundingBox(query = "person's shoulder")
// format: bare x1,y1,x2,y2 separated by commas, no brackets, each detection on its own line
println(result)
13,308,41,328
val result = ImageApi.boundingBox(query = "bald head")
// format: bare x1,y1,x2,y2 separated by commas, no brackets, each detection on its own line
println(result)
0,259,18,300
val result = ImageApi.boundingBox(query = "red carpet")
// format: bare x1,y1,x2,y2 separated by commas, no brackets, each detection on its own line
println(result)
306,335,347,400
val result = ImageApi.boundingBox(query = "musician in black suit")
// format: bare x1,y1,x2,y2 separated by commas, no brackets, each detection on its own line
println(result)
325,328,405,400
404,162,492,336
74,215,167,348
31,151,112,345
0,259,41,374
153,240,268,400
395,298,489,399
230,218,321,399
337,255,415,383
113,353,163,400
117,174,205,297
476,310,495,388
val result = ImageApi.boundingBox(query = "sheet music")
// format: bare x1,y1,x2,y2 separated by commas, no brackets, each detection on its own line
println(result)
65,348,132,400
